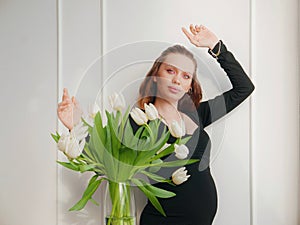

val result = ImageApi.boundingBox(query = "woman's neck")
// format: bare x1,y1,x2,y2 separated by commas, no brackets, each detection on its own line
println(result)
154,98,182,124
154,97,177,112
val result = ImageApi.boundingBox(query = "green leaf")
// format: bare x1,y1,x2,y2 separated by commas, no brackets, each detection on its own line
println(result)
51,133,60,143
140,170,172,184
147,119,160,142
56,161,80,171
79,164,96,173
122,119,135,148
137,136,151,150
88,174,98,186
137,179,176,198
69,177,106,211
105,110,121,160
118,147,136,165
118,106,131,141
144,158,199,168
81,117,93,134
94,112,106,145
131,178,166,217
131,125,146,150
148,159,163,173
116,147,137,181
121,106,131,126
177,135,192,145
89,130,102,162
148,143,176,162
90,197,99,206
102,125,117,180
115,110,122,126
81,145,95,161
133,127,170,166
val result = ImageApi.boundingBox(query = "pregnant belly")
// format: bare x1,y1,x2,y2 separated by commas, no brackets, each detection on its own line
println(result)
143,167,218,217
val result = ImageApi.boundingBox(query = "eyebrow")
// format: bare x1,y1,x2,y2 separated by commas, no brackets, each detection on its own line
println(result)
164,63,193,75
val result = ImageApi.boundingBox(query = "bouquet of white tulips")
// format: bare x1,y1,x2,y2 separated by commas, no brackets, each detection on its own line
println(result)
51,93,198,225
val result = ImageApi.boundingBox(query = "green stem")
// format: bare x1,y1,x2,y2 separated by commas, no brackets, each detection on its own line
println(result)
144,124,154,145
106,181,134,225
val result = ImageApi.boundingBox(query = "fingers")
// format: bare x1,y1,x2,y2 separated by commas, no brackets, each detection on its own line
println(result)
58,101,70,108
196,24,207,32
57,103,70,112
58,99,71,107
181,27,198,46
62,88,71,102
189,24,198,35
72,96,78,104
72,96,82,108
72,96,83,115
182,27,193,40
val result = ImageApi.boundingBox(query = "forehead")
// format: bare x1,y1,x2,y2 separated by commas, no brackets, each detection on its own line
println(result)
162,53,195,75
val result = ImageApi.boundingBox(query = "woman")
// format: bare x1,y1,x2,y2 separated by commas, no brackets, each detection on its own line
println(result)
57,24,255,225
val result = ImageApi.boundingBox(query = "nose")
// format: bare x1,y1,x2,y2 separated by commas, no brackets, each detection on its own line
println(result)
172,74,180,85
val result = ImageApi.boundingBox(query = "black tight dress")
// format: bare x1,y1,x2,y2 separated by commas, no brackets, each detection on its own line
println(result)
130,40,255,225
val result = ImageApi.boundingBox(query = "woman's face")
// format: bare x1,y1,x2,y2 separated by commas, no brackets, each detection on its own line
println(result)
154,53,195,103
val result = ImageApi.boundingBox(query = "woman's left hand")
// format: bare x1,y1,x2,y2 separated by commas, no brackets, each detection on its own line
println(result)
182,24,219,50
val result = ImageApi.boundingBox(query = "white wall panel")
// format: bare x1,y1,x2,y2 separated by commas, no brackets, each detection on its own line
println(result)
58,1,102,225
0,0,57,225
251,0,299,224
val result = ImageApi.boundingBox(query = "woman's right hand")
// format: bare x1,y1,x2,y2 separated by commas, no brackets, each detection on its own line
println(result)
182,24,219,50
57,88,83,131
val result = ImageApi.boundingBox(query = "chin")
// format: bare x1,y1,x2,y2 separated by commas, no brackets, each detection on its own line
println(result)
166,94,185,103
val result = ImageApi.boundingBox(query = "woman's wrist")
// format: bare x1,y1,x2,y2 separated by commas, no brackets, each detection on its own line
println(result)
208,40,223,59
209,39,220,50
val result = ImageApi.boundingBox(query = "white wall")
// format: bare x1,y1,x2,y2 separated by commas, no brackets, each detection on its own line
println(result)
0,0,57,225
57,1,102,224
0,0,299,225
251,0,299,224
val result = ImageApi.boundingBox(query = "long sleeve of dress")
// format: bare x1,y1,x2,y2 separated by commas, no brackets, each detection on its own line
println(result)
198,40,255,128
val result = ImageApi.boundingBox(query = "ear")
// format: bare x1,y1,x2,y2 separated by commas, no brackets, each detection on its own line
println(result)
186,84,192,93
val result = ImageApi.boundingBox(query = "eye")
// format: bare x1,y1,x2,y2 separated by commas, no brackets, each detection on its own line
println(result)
166,69,174,74
183,74,191,79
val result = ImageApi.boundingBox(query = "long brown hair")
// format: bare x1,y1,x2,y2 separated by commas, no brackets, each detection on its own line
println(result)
137,44,202,112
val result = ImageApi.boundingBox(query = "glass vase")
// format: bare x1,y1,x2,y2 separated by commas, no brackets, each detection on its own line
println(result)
104,181,136,225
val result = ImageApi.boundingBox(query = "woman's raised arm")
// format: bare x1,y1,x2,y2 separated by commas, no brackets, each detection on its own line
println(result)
182,24,255,128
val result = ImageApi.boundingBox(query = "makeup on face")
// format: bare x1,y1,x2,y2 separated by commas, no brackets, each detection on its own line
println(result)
162,53,195,77
159,54,194,92
154,53,195,104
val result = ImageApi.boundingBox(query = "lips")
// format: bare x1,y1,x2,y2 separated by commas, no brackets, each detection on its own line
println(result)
168,86,181,93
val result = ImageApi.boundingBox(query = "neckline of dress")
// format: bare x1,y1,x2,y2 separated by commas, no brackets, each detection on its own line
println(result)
140,108,199,137
159,119,199,137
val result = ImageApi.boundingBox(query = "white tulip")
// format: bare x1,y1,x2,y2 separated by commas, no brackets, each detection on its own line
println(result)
65,135,85,159
169,120,186,138
88,102,100,119
57,133,85,159
57,121,88,159
156,143,171,154
71,121,89,141
174,144,189,159
130,107,148,125
172,167,190,185
57,133,69,152
108,92,125,111
144,103,159,120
